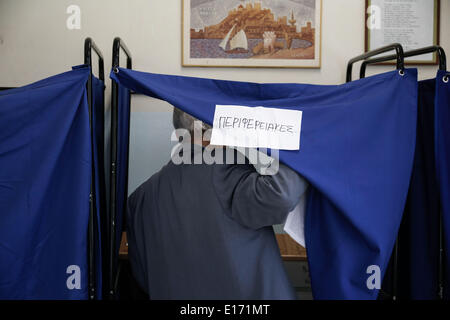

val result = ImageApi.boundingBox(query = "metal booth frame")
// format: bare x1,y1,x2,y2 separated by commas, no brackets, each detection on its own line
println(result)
84,37,105,300
347,43,448,300
109,37,133,299
0,38,105,300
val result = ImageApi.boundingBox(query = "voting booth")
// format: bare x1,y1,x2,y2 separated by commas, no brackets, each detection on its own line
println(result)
0,39,105,300
0,35,449,300
107,40,450,299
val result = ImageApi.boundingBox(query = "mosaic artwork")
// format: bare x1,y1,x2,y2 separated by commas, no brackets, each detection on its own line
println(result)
182,0,322,67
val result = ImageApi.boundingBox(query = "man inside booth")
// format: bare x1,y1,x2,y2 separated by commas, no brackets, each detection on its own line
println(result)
126,108,308,300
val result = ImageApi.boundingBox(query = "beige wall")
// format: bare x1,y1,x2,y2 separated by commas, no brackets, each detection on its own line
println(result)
1,0,448,140
1,0,449,198
0,0,448,87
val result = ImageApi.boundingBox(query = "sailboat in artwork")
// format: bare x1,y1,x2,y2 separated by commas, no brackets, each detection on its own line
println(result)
219,24,249,54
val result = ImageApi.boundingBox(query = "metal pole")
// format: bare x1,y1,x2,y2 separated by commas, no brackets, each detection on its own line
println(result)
84,37,105,300
360,46,447,79
109,37,132,299
346,43,405,82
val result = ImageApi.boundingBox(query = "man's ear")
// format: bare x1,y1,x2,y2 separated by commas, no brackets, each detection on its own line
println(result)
173,128,191,143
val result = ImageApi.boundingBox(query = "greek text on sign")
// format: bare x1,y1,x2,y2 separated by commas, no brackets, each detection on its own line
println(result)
210,105,303,150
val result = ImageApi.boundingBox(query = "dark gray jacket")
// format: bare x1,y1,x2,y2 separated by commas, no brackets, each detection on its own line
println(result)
127,146,307,299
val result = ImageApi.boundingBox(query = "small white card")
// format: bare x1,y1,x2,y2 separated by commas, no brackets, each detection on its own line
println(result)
283,193,308,248
210,105,303,150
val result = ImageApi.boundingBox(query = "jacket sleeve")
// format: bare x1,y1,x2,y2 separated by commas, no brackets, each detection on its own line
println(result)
126,188,150,296
213,160,309,229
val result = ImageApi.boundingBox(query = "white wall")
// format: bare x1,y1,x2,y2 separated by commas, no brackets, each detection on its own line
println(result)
1,0,448,89
1,0,449,190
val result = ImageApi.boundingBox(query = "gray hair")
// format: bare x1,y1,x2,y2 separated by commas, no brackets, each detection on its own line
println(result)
172,108,212,134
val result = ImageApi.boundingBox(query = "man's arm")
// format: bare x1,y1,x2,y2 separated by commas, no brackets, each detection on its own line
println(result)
213,159,308,229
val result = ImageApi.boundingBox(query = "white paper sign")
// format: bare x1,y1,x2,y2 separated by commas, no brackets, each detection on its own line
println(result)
210,105,303,150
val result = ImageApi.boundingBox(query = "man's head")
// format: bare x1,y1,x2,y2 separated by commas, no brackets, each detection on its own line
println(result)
172,108,212,146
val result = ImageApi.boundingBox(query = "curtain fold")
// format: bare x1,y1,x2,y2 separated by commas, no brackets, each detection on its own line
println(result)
110,68,418,299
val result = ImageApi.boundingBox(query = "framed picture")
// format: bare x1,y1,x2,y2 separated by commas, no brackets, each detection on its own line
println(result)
182,0,322,68
365,0,440,65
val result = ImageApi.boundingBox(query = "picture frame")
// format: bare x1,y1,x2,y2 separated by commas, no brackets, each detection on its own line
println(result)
182,0,322,68
365,0,440,65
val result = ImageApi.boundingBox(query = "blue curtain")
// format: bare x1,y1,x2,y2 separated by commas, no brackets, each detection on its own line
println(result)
381,72,450,300
388,78,441,300
0,66,92,299
110,67,418,299
435,70,450,299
